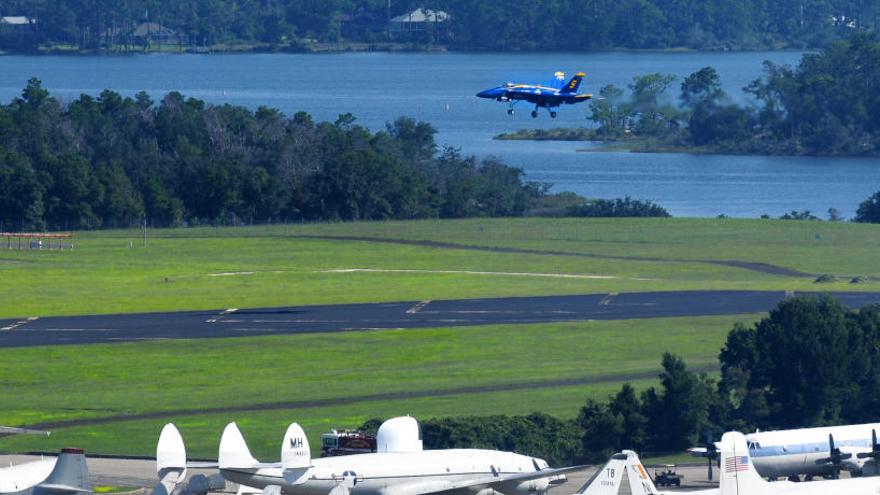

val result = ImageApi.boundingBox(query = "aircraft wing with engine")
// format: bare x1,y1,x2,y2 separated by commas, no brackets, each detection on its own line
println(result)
382,465,581,495
0,427,50,439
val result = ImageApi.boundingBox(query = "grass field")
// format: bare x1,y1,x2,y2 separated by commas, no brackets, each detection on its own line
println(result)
0,314,756,458
1,217,877,459
0,218,877,318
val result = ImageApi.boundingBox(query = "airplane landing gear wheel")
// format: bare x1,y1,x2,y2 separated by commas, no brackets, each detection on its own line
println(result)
531,110,539,118
550,111,558,118
507,108,515,116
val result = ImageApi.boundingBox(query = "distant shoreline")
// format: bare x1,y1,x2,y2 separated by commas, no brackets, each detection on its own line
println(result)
494,129,880,159
0,43,812,57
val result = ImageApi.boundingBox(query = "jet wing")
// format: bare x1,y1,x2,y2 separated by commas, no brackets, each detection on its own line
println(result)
381,465,585,495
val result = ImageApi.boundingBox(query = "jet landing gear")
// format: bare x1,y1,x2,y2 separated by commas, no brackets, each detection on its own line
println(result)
530,106,558,118
507,108,515,115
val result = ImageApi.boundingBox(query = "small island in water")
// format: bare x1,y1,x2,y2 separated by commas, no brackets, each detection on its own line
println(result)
495,34,880,158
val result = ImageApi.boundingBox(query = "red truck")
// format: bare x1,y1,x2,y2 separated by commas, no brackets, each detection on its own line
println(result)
320,429,377,457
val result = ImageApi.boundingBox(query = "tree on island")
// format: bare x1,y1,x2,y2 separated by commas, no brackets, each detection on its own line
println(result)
855,191,880,223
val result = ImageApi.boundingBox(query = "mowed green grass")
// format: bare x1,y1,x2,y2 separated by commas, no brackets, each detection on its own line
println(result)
0,218,877,318
0,314,754,458
292,217,880,278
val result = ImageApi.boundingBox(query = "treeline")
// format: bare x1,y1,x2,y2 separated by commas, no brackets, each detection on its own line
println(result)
586,296,880,460
0,79,544,231
0,0,876,51
586,34,880,156
360,297,880,463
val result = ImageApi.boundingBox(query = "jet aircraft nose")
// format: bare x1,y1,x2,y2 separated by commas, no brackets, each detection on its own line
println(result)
477,87,502,99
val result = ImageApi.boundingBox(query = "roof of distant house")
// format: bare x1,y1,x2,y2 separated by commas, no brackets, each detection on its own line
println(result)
1,16,36,25
132,22,177,37
390,8,450,23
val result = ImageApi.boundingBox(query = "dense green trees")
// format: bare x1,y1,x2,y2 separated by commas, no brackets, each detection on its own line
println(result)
855,192,880,223
0,79,543,230
718,297,880,429
566,197,670,218
0,0,876,52
581,34,880,156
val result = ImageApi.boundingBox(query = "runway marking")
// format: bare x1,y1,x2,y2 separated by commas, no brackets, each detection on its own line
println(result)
319,268,654,280
27,328,114,332
1,317,38,331
599,293,619,306
206,308,239,323
406,300,432,314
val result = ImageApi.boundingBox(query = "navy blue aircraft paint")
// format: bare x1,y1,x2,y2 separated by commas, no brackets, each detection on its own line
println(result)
476,71,592,118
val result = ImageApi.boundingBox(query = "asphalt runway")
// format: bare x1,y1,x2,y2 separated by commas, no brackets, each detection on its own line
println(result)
2,290,880,348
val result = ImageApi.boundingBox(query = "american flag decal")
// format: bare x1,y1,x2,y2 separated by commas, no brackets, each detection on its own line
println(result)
725,456,750,473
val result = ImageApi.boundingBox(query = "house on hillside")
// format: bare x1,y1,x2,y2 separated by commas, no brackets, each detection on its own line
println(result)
0,15,38,47
132,22,188,46
1,16,36,26
389,8,450,33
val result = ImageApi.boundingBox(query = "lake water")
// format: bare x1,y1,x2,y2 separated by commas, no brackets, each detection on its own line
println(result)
1,51,878,218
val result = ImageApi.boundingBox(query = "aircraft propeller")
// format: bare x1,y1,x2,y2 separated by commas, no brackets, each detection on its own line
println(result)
856,429,880,461
815,433,852,479
329,471,359,495
703,431,719,481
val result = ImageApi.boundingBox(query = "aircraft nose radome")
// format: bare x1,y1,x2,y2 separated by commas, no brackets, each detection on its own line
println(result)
477,88,498,98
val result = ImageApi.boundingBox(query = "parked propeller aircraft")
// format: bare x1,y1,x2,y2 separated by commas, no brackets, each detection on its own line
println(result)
218,416,579,495
689,423,880,480
2,448,91,495
476,71,592,118
717,431,880,495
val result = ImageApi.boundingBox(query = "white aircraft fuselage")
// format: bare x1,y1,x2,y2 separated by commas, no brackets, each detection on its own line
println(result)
746,423,880,478
222,449,553,495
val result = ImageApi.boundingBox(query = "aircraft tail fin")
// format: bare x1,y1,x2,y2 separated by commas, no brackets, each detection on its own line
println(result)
219,423,260,470
622,451,659,495
157,423,187,481
577,453,627,495
151,423,187,495
720,431,765,494
281,423,311,469
33,448,92,495
551,71,566,89
560,72,585,94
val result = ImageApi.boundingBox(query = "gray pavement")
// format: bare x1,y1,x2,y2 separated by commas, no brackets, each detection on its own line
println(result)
2,291,880,348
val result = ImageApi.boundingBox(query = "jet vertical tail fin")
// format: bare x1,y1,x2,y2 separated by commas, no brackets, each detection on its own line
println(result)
559,72,585,94
720,431,765,494
551,72,566,90
622,451,659,495
219,423,260,469
577,453,626,495
33,448,92,495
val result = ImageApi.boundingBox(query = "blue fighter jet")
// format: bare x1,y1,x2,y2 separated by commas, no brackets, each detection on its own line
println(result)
476,71,592,118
